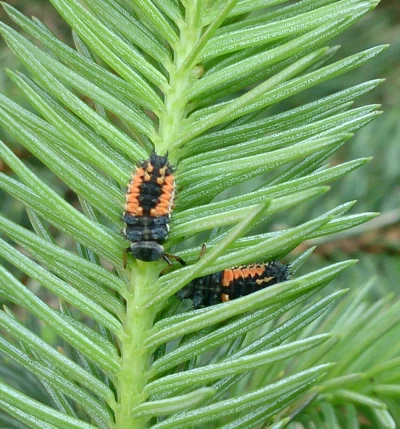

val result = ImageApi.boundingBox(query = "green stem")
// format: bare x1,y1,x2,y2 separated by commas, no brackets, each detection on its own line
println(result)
115,263,159,428
115,4,205,427
158,3,203,155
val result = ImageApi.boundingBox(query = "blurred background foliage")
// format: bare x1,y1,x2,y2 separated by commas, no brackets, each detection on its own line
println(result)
0,1,399,425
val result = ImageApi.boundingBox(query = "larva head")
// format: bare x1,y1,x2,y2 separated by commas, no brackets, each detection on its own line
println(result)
130,241,165,262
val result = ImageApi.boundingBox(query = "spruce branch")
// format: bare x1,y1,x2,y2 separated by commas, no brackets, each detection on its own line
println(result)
0,1,395,428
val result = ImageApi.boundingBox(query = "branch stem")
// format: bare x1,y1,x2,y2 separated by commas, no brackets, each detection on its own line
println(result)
158,1,204,155
115,5,206,426
115,263,159,428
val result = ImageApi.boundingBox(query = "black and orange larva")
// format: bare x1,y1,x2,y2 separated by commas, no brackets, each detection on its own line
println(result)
123,152,185,266
177,261,290,309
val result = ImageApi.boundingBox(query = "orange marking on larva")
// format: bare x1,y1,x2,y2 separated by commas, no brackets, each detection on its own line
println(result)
131,167,145,179
146,163,154,173
222,270,234,287
163,199,172,207
158,195,173,205
162,182,175,193
158,166,167,176
127,183,141,194
125,197,140,209
129,180,141,188
126,198,140,209
127,183,141,193
222,293,230,302
246,265,265,277
153,184,174,215
133,171,144,182
156,177,164,185
159,195,173,205
158,195,173,206
126,204,140,215
144,172,151,181
126,192,140,203
126,193,140,205
151,197,172,215
128,173,143,188
241,268,251,278
151,207,170,216
160,178,175,195
126,172,144,202
164,175,174,184
126,204,143,216
255,276,274,285
233,268,244,280
155,205,170,216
